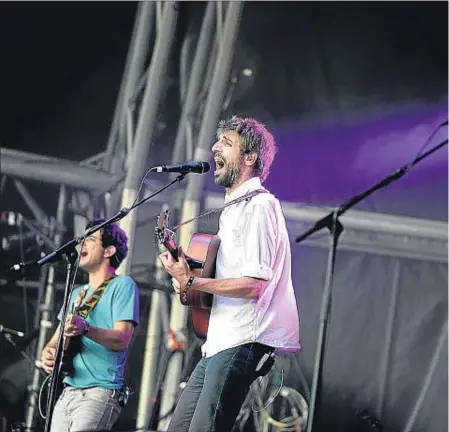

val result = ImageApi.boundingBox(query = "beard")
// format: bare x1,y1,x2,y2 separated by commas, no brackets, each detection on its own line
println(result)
214,159,242,189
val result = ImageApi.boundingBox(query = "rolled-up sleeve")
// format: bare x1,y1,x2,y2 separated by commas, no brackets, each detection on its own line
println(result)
239,201,277,281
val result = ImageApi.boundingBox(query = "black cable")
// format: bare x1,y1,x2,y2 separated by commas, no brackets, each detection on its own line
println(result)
129,167,161,209
18,222,30,339
403,118,447,175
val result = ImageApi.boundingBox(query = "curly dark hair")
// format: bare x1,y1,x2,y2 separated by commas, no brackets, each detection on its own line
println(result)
216,115,277,183
85,218,129,269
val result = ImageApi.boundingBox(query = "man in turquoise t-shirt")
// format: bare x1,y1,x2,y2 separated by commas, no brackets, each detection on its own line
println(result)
40,218,140,432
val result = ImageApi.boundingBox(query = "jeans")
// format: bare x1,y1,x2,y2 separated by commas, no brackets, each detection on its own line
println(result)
50,386,121,432
167,342,275,432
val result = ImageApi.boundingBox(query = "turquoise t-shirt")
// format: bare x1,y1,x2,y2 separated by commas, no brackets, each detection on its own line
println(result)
57,275,140,389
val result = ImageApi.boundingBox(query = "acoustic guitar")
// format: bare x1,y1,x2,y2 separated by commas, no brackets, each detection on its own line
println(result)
155,209,220,339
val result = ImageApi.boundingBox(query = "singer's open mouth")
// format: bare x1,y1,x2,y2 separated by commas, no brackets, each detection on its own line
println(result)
214,158,225,174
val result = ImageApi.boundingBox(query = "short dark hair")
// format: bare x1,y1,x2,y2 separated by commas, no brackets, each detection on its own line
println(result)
85,218,129,269
216,115,277,182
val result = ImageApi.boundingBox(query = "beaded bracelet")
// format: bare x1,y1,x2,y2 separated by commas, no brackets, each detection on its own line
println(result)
181,276,195,304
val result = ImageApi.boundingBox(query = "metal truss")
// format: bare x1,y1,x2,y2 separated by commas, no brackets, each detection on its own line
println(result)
0,2,246,430
0,2,176,429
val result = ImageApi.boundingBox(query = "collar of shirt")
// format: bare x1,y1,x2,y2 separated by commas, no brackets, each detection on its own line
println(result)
224,177,263,204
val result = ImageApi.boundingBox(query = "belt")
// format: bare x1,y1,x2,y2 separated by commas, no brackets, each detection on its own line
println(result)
62,384,123,394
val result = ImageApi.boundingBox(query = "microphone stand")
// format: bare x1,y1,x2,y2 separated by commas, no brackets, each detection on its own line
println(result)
297,139,447,432
7,173,188,432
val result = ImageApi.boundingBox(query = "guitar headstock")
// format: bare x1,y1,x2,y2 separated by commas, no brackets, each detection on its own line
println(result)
155,209,179,261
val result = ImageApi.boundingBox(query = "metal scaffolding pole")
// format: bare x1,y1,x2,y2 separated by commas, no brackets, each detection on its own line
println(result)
13,179,50,227
136,4,216,429
103,1,155,174
170,2,216,165
136,241,169,430
117,1,179,275
158,2,244,429
1,148,119,192
24,185,68,432
120,1,155,153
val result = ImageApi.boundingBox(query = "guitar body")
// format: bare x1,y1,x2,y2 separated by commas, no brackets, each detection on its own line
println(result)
60,331,81,377
182,233,220,339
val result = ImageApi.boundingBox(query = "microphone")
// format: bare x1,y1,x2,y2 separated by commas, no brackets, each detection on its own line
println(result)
0,211,23,227
152,161,210,174
8,260,39,273
2,260,39,281
0,324,25,338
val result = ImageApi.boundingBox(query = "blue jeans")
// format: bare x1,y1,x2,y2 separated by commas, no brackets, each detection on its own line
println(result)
167,342,275,432
49,386,121,432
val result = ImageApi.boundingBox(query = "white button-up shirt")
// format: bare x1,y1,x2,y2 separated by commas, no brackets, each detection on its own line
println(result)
202,177,300,358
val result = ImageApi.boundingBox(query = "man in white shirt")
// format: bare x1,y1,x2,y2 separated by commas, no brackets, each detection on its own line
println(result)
159,115,300,432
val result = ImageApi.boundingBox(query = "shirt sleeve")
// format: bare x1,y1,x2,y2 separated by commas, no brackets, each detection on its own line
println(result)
111,277,140,326
239,199,278,281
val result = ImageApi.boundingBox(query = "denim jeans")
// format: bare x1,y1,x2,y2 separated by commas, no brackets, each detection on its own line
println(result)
49,386,121,432
167,342,275,432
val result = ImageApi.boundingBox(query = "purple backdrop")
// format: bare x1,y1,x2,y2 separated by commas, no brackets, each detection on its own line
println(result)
206,102,448,220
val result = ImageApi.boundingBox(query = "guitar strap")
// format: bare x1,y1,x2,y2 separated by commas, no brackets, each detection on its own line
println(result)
173,188,269,231
74,274,117,319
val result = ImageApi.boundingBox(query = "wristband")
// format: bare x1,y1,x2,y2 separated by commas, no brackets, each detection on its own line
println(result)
83,320,91,335
181,276,195,304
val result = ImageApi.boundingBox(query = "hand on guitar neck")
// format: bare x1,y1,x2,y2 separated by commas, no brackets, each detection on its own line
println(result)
41,314,87,376
163,237,203,270
64,314,89,338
